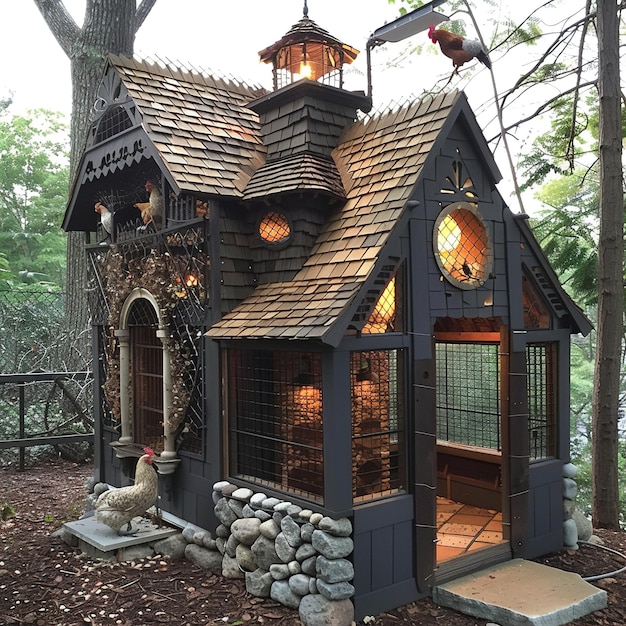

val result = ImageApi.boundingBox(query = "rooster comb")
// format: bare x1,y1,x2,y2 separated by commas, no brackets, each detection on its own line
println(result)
143,447,155,457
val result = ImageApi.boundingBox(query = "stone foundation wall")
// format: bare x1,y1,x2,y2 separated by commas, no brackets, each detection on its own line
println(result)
181,481,356,626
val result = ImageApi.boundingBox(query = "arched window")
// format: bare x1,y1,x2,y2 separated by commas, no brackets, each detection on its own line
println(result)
112,288,180,473
94,105,133,144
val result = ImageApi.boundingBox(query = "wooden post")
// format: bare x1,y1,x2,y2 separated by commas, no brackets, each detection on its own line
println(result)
18,385,25,472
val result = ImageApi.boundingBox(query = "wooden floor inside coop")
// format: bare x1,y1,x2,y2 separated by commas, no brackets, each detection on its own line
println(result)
436,497,505,563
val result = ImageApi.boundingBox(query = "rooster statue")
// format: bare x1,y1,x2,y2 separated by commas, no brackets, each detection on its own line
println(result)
95,447,158,535
135,180,164,230
428,25,491,72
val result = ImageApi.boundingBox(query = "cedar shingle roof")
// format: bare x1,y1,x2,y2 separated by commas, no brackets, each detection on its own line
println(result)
243,152,346,200
109,55,268,196
207,91,461,344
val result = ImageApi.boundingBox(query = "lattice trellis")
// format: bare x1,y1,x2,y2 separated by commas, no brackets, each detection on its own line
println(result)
352,262,404,333
91,219,208,454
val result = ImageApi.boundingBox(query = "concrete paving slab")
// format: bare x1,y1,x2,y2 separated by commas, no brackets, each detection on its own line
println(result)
65,515,177,552
433,559,607,626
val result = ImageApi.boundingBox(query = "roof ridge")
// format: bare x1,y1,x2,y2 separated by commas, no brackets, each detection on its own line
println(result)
108,53,268,98
339,89,459,144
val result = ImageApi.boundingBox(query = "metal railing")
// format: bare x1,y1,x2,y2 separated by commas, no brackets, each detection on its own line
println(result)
0,370,94,471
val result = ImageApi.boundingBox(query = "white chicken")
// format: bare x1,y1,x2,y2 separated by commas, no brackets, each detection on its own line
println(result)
95,447,158,535
135,180,164,230
94,202,113,240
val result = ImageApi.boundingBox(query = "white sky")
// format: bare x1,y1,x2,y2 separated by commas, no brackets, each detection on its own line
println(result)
0,1,590,211
1,1,410,114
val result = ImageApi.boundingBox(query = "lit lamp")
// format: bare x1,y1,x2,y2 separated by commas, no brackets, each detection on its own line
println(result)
362,277,396,334
291,356,322,422
353,357,378,403
174,271,201,299
258,1,360,89
437,214,462,256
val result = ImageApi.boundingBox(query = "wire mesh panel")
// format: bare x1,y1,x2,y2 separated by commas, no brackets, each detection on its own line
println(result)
527,343,557,460
0,290,66,373
436,342,501,450
227,350,323,501
94,106,134,144
351,349,406,501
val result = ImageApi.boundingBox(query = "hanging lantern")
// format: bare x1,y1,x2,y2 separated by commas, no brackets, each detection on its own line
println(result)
258,1,360,90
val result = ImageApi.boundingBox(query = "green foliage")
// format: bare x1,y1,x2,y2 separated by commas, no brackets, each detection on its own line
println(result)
1,502,15,520
0,109,69,288
531,170,603,307
496,17,541,47
519,96,592,189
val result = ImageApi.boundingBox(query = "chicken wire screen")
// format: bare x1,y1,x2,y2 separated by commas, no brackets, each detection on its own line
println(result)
436,342,501,450
527,342,557,460
227,349,324,501
351,349,406,501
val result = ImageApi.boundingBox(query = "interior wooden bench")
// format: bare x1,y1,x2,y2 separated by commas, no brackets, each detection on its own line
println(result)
436,441,502,512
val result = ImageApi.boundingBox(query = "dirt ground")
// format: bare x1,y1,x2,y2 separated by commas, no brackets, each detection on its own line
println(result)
1,458,625,626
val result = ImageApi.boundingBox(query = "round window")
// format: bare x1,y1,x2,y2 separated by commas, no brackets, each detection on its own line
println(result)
258,211,291,245
433,202,492,289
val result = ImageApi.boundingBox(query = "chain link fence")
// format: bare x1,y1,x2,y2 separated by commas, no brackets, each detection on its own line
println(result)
0,290,93,466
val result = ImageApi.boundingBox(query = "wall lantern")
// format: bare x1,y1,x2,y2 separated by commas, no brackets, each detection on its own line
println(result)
258,1,360,90
175,270,203,299
290,355,322,420
293,355,315,387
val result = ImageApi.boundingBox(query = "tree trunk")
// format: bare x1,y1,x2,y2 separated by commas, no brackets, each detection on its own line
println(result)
592,0,624,529
33,0,157,367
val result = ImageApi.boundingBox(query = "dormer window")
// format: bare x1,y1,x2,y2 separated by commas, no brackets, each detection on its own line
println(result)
94,105,134,144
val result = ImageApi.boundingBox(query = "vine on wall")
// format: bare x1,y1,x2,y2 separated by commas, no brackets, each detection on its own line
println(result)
99,248,194,435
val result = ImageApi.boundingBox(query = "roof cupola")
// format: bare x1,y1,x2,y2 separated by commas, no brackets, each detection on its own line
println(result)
258,1,359,90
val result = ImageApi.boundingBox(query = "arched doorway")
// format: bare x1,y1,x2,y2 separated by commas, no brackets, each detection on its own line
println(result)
128,299,163,453
113,288,178,470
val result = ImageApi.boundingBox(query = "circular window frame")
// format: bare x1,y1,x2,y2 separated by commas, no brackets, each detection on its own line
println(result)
256,210,292,249
433,201,493,290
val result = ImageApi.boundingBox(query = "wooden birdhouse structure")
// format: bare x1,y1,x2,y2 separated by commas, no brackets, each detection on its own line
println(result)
63,4,591,622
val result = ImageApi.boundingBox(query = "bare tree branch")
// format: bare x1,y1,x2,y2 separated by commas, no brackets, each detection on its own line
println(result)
487,80,597,143
565,0,593,172
135,0,158,32
459,1,527,212
499,10,594,111
32,0,81,57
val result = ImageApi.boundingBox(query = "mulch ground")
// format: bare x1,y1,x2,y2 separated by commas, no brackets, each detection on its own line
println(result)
1,458,625,625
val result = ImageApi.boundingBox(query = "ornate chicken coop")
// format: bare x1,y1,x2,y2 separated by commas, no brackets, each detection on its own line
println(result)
63,3,591,621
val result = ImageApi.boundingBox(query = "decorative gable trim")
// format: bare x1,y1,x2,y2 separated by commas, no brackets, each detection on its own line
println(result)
514,214,592,336
87,64,142,149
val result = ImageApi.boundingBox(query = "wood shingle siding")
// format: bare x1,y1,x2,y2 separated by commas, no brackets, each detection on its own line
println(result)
208,91,459,343
104,55,267,197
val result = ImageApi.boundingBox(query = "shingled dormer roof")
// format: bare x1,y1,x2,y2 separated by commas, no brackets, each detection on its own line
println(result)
63,55,268,231
207,91,463,345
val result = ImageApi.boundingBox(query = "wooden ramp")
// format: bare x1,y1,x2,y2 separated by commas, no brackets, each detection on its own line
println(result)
433,559,607,626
